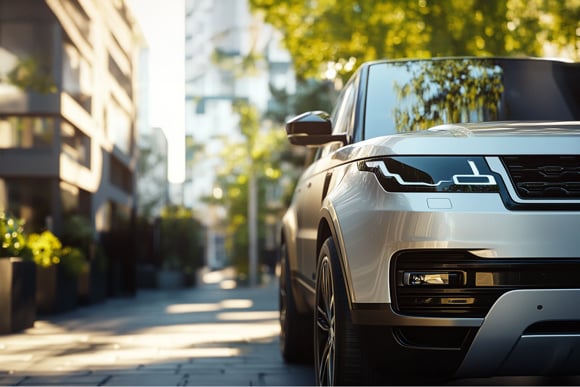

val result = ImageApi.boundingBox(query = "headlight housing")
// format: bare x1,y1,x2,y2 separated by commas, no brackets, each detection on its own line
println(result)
358,156,499,193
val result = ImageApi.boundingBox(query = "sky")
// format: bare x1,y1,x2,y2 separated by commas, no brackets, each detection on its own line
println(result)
127,0,186,184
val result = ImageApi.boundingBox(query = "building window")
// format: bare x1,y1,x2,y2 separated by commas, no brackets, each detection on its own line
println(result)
61,120,91,167
63,39,93,112
61,0,92,44
110,155,133,194
107,100,131,155
0,21,56,95
60,181,91,219
60,180,79,215
108,54,132,99
0,116,54,148
0,177,53,233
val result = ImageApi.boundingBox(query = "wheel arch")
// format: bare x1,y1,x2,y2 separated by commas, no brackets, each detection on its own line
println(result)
317,208,355,308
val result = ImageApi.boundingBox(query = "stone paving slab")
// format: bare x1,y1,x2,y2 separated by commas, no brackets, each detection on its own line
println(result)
17,373,109,386
0,270,315,386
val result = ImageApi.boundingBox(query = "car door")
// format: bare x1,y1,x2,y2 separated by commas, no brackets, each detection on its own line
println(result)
294,80,358,292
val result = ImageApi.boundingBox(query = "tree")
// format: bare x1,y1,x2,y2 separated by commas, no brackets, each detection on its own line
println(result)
250,0,580,82
211,101,290,285
158,205,204,277
137,132,169,219
265,78,337,123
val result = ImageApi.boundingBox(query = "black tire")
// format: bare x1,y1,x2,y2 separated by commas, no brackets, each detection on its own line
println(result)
315,237,372,386
279,243,313,363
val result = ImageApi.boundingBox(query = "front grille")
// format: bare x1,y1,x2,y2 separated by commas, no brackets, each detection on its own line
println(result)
392,251,580,318
501,155,580,199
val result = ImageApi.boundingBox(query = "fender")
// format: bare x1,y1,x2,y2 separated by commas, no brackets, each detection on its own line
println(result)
319,204,357,310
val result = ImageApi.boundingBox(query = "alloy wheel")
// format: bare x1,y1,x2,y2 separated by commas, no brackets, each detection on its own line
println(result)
279,258,288,347
315,256,335,386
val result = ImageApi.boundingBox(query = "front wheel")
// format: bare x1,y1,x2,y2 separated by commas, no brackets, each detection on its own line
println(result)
315,237,371,386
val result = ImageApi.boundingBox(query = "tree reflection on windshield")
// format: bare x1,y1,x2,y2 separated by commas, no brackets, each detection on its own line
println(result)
393,59,504,132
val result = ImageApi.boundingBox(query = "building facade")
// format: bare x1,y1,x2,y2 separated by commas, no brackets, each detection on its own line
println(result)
0,0,143,294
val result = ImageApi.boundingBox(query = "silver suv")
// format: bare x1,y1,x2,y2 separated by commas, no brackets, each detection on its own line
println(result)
278,57,580,385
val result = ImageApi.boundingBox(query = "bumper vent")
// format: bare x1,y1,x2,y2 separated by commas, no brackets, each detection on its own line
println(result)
392,251,580,318
501,155,580,199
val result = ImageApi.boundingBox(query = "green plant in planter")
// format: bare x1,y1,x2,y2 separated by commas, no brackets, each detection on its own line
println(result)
61,215,93,259
60,246,85,277
0,212,36,333
27,230,85,277
0,211,32,260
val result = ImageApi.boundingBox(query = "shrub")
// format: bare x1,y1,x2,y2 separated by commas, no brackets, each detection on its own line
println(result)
60,246,86,277
61,215,93,258
27,230,86,278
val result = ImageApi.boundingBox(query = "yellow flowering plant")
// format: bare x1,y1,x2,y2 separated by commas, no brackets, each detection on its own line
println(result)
27,230,86,277
26,231,62,267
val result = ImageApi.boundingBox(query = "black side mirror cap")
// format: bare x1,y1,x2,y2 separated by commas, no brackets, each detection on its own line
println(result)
285,111,347,147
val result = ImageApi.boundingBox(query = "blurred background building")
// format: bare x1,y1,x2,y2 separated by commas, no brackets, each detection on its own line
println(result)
0,0,144,296
183,0,295,270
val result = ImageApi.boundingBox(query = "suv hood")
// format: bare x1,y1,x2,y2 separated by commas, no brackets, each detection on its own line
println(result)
339,121,580,160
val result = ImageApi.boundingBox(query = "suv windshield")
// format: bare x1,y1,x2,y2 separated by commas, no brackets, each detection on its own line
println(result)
364,58,580,139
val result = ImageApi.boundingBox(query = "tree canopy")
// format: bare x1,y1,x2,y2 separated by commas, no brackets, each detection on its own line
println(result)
250,0,579,81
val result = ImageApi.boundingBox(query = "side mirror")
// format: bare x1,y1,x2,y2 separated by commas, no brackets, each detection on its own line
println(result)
285,111,347,147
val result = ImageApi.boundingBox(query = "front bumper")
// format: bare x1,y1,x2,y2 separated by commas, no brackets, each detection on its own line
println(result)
456,289,580,377
351,289,580,378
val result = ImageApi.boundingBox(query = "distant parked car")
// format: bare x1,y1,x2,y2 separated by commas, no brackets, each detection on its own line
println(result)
278,57,580,385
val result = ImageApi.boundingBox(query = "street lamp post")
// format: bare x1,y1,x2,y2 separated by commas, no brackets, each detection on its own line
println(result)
248,168,258,287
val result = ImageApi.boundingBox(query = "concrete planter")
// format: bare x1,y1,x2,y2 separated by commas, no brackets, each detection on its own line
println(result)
0,258,36,334
36,265,78,315
78,261,108,305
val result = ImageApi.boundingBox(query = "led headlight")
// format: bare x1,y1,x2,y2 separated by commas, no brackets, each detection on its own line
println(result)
358,156,499,193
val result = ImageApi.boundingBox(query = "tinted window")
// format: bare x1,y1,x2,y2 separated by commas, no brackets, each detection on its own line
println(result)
364,58,580,139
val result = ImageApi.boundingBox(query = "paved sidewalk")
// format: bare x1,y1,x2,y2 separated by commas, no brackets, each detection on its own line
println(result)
0,269,314,386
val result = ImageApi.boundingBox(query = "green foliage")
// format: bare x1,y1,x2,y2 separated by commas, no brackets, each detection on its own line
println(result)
159,205,204,273
60,215,95,276
61,215,94,256
265,78,337,123
60,246,86,277
211,101,295,277
0,211,32,260
27,230,86,277
1,211,88,277
250,0,580,82
7,56,57,94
